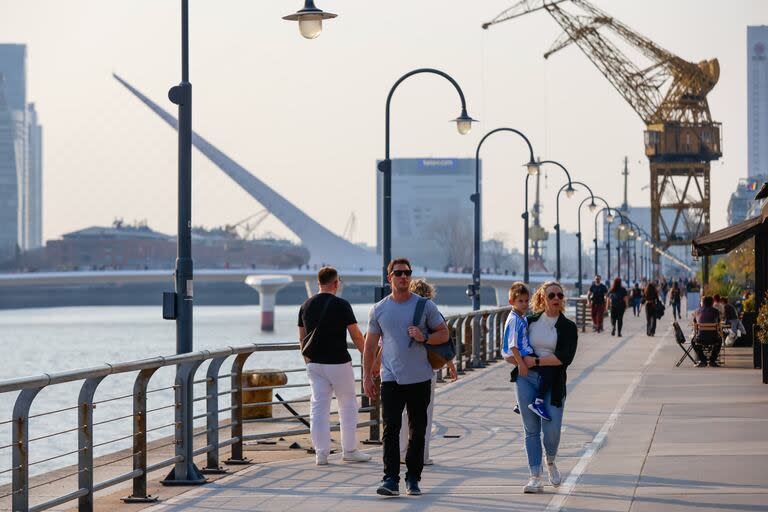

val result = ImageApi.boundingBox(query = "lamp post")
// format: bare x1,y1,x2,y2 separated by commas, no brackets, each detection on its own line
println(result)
524,160,573,284
554,178,587,281
576,195,610,294
379,68,475,300
593,207,617,279
160,0,336,486
471,129,535,310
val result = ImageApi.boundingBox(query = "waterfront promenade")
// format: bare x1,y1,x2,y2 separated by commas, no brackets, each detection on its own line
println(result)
87,313,767,512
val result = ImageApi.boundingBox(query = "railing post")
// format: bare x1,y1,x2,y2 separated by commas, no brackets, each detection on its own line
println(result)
225,352,253,465
12,387,43,512
470,313,484,369
161,360,207,485
123,367,160,503
78,375,107,512
480,313,490,365
455,317,466,374
360,351,381,444
201,356,229,474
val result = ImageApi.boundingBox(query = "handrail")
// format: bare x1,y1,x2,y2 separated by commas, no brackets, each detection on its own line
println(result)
0,304,588,511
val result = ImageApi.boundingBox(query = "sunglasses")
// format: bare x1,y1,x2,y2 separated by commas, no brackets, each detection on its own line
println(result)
548,292,565,300
391,269,412,277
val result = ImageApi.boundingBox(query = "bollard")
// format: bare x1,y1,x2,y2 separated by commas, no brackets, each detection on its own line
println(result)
242,369,288,419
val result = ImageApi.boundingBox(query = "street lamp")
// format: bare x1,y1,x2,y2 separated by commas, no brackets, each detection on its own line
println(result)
379,68,475,300
576,194,610,294
283,0,337,39
555,179,593,281
593,206,620,279
471,128,534,312
161,0,337,486
523,159,572,284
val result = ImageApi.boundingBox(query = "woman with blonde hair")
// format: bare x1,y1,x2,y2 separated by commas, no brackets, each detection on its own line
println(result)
512,281,578,494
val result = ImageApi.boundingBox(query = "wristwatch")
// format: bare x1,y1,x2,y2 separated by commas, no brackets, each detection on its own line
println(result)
535,357,540,367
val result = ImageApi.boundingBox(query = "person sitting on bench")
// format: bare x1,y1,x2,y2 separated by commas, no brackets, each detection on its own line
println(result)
692,295,722,368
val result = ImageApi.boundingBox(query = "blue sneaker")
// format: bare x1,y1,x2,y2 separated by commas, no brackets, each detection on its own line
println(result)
376,477,399,496
405,478,422,496
513,404,520,414
528,401,552,421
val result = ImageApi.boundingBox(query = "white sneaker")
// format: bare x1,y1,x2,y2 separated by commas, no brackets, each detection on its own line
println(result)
523,476,544,494
547,462,561,487
316,452,328,466
342,450,371,462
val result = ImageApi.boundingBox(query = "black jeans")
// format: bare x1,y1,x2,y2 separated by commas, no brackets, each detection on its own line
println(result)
672,301,681,320
645,307,657,336
610,307,625,335
381,379,431,483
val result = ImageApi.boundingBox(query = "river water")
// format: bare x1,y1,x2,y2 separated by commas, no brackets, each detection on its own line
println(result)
0,303,472,484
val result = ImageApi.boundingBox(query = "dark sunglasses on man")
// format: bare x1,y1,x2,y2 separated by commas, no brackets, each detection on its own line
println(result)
548,292,565,300
390,269,412,277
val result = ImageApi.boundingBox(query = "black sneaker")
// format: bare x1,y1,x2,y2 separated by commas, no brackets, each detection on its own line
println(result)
377,477,399,496
709,361,719,367
405,478,421,496
696,361,708,368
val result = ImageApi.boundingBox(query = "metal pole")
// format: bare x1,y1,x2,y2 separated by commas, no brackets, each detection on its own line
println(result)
633,238,637,283
616,243,621,281
594,237,598,277
524,175,530,284
577,232,582,294
381,68,471,301
171,0,193,357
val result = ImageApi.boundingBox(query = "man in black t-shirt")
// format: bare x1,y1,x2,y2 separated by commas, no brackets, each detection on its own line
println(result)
298,266,370,466
588,275,608,333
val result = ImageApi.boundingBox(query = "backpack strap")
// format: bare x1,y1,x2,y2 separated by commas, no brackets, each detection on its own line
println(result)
409,297,428,347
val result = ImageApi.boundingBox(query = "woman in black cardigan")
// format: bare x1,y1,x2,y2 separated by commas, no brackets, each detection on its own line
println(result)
509,281,578,494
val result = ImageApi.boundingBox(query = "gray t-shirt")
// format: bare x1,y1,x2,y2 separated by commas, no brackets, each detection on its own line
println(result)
368,293,444,385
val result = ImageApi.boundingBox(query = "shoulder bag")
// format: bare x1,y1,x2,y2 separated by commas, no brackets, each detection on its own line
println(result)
411,297,457,370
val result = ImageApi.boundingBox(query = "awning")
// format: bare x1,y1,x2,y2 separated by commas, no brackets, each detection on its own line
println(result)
692,204,768,257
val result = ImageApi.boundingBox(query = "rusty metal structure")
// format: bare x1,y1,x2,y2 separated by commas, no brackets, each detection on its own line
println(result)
483,0,722,268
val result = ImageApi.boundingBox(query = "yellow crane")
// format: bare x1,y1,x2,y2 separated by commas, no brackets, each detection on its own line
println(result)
483,0,721,268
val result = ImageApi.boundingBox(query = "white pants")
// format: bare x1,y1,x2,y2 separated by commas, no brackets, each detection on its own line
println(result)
306,362,359,455
400,372,437,461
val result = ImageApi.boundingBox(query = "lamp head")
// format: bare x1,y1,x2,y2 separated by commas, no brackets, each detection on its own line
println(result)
588,201,597,212
453,112,476,135
565,186,576,199
606,212,615,223
283,0,337,39
526,161,540,176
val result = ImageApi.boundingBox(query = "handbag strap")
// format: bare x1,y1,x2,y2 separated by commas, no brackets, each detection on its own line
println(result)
408,297,428,347
304,295,334,340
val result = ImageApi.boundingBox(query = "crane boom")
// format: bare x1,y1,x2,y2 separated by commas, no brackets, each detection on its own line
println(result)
482,0,722,271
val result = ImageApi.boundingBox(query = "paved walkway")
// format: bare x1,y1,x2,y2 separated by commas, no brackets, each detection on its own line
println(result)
142,313,768,512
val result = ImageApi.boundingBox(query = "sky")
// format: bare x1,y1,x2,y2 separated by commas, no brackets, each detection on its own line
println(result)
1,0,766,251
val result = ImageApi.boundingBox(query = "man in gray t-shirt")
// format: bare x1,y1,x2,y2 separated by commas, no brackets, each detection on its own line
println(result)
363,258,449,497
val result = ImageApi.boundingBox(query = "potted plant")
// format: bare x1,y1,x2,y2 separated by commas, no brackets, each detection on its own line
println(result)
757,294,768,383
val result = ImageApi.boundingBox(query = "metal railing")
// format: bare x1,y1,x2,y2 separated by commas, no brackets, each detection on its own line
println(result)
0,304,557,511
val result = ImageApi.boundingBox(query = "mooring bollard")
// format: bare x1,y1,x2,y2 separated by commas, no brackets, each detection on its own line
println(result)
243,369,288,419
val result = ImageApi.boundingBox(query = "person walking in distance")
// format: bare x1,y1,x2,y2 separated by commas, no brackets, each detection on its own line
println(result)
298,267,371,466
587,275,608,333
670,281,682,320
630,282,643,317
363,258,449,497
607,277,628,337
642,281,659,336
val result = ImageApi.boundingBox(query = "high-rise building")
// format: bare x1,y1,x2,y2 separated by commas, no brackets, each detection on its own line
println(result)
0,44,43,260
0,76,19,262
377,158,475,270
748,26,768,179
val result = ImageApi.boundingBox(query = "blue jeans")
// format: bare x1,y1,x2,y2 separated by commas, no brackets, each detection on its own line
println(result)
515,371,565,477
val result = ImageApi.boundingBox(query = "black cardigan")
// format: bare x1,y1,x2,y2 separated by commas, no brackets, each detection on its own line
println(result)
509,311,578,407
